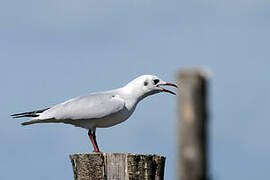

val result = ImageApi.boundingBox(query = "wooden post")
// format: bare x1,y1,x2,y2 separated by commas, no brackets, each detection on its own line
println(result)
69,153,165,180
177,69,209,180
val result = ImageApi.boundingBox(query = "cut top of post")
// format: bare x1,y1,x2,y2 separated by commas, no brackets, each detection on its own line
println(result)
69,153,166,180
177,68,212,80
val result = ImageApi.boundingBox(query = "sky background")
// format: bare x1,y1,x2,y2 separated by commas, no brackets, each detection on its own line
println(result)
1,0,270,179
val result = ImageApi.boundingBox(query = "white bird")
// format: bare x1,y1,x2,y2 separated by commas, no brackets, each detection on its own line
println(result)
12,75,177,152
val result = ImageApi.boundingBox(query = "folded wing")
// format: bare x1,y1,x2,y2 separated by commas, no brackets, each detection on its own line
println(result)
38,93,125,121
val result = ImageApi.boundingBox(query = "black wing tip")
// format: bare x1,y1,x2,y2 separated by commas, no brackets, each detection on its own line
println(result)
12,114,39,118
11,111,35,117
11,112,33,118
11,108,50,118
11,113,24,117
11,116,22,118
11,113,24,118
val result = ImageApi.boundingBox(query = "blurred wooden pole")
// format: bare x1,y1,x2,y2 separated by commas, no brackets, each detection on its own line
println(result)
177,69,209,180
69,153,165,180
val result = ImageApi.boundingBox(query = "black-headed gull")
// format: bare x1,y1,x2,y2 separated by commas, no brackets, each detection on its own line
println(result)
12,75,177,152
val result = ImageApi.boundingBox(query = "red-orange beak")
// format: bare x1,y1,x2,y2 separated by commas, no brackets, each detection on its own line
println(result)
157,83,178,95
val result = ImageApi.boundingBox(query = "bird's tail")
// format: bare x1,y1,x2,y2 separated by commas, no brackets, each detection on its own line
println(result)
21,119,48,126
11,108,50,126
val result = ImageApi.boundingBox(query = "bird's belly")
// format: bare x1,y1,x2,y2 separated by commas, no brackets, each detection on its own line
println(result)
95,107,132,128
69,105,136,130
68,113,130,130
94,114,127,128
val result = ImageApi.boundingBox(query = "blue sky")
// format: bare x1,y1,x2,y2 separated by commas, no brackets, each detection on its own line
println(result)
1,0,269,179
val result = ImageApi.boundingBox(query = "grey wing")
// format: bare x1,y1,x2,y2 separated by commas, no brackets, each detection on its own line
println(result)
38,93,125,120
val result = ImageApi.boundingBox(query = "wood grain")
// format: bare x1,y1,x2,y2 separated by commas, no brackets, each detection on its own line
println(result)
70,153,165,180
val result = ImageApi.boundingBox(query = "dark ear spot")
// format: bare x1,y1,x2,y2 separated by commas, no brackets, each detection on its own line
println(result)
144,81,148,86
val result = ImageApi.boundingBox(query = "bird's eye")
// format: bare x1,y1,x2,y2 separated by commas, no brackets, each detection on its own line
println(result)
153,79,160,85
144,81,148,86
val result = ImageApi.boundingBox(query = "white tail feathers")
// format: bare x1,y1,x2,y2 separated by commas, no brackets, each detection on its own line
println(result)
21,118,58,126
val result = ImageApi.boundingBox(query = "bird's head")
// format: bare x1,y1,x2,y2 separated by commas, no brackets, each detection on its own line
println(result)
124,75,178,100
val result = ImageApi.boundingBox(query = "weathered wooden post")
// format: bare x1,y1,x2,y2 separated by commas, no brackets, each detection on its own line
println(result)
69,153,165,180
177,69,209,180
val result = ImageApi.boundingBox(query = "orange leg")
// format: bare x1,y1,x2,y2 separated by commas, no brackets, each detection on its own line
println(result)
88,130,100,153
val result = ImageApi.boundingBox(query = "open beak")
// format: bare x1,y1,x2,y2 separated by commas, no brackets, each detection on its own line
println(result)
157,83,178,95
